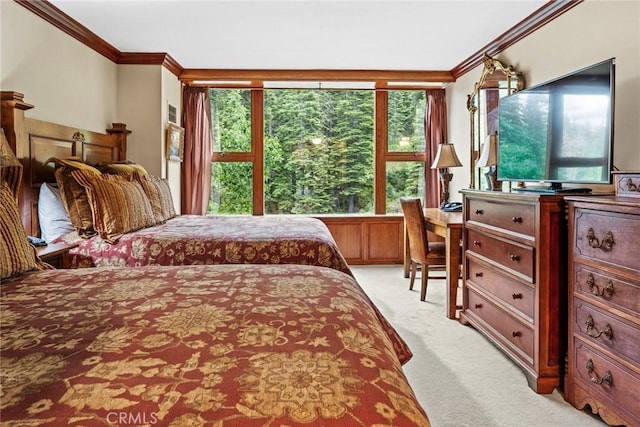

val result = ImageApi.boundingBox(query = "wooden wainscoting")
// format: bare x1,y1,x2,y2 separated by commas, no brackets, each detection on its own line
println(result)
315,215,404,265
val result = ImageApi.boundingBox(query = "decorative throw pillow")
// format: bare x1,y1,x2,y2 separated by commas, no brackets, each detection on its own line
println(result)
71,169,156,243
133,172,177,224
48,157,101,238
38,183,75,243
0,182,44,280
96,161,148,177
0,128,22,202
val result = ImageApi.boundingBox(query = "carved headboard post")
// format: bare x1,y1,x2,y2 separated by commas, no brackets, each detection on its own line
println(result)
1,91,35,233
1,91,34,156
2,91,130,237
106,123,131,162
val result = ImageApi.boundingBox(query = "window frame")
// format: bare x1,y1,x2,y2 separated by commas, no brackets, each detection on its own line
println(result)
203,72,450,215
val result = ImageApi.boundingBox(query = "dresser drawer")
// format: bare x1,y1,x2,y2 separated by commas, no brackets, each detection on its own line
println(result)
573,299,640,366
574,208,640,273
573,340,640,422
467,288,534,364
574,264,640,317
467,257,534,321
467,229,534,282
467,198,535,237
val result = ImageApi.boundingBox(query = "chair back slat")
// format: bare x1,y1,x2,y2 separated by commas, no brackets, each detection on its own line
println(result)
400,197,430,263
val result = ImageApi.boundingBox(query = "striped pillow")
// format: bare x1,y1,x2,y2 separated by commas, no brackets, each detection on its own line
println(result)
50,157,102,238
133,172,176,224
71,170,156,243
0,182,43,279
96,161,148,177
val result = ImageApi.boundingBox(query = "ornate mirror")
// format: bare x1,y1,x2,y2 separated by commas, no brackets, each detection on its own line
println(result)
467,54,523,190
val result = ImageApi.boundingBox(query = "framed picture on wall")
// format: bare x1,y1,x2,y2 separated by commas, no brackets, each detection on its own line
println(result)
166,123,184,162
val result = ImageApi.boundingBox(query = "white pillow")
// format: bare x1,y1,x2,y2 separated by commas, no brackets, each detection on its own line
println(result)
38,183,75,242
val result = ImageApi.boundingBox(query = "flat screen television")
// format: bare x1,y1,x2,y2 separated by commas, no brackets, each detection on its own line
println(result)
497,58,615,193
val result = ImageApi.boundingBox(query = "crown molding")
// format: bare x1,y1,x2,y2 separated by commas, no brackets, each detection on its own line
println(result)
451,0,583,79
118,53,184,77
180,69,455,83
14,0,183,77
15,0,120,63
17,0,582,82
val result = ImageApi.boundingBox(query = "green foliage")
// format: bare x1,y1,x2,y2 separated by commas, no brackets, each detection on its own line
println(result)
210,90,251,152
209,162,252,214
209,88,426,215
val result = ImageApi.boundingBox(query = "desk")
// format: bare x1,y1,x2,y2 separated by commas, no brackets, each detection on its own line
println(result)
403,208,463,319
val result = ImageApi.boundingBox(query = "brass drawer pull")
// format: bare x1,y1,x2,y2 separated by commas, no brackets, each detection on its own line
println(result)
475,209,484,215
586,314,614,339
512,216,523,223
473,240,481,247
511,331,521,337
509,254,520,262
586,273,614,298
512,293,523,300
475,272,484,277
474,303,483,309
586,359,613,386
586,228,615,251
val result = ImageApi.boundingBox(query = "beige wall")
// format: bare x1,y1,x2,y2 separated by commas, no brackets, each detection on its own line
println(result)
0,1,118,132
447,0,640,200
162,67,182,214
0,1,182,207
117,65,163,174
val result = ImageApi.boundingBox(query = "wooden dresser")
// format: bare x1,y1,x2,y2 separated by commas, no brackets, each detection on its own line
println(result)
460,190,567,394
565,196,640,426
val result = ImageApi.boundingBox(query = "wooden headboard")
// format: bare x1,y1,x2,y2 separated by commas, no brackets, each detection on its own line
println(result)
1,91,130,236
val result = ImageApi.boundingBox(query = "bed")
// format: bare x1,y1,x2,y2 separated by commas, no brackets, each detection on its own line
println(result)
55,215,352,273
1,92,350,274
1,179,429,426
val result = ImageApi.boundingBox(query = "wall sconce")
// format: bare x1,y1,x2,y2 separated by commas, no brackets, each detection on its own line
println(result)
476,133,500,191
431,142,463,208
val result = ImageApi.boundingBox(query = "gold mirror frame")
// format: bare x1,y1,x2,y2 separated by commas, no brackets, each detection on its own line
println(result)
467,53,524,190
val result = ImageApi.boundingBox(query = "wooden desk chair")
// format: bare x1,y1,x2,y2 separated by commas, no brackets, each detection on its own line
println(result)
400,197,447,301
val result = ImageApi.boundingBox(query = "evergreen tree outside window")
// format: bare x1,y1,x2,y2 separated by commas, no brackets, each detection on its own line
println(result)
207,85,428,215
264,89,374,214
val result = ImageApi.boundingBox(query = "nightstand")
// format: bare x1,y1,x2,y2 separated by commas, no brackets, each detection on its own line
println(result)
36,242,79,269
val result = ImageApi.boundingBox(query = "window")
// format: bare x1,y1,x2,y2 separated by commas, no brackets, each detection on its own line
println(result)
388,90,426,152
209,162,253,214
385,90,427,212
210,89,252,152
264,89,374,214
208,84,429,215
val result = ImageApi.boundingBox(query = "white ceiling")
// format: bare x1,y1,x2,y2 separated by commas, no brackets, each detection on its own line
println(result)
49,0,548,71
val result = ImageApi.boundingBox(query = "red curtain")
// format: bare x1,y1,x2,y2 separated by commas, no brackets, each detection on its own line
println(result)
181,86,213,215
424,89,448,208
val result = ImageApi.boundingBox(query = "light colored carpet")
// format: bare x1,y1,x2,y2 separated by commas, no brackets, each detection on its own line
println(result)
351,265,605,427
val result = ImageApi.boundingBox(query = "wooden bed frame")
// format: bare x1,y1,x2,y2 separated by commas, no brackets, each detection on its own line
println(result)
1,91,130,236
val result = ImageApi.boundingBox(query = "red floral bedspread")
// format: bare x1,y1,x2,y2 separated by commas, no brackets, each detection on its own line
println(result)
0,264,428,426
56,215,351,275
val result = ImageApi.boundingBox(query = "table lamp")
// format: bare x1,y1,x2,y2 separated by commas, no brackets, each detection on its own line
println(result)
477,133,500,191
431,142,463,208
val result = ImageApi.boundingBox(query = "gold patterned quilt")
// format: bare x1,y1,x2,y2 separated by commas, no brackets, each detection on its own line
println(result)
0,264,429,426
56,215,352,275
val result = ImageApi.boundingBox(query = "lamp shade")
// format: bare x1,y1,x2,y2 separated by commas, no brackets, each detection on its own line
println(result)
0,128,23,201
476,134,497,167
431,143,463,169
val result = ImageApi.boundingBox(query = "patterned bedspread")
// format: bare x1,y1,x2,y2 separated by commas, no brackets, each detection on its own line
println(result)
56,215,352,275
0,264,429,426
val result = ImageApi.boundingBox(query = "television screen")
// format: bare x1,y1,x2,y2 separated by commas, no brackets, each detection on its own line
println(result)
497,59,615,190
